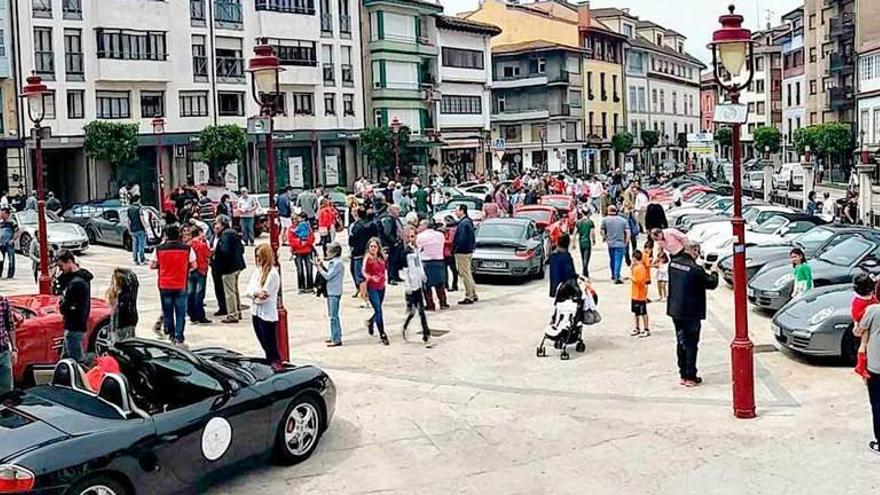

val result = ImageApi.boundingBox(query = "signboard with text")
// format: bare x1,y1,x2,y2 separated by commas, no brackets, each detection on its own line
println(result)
288,157,304,188
324,156,339,186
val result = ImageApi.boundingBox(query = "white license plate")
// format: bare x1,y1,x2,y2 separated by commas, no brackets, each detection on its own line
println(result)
747,288,756,297
483,261,506,268
772,324,782,337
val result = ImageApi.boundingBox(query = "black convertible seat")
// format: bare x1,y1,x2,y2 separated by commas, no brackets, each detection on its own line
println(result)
51,359,90,392
98,373,132,415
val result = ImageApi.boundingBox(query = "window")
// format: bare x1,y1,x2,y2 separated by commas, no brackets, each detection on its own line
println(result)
808,14,815,30
96,29,167,61
612,75,618,101
191,0,206,23
66,90,84,119
652,88,657,111
659,89,665,113
638,87,646,112
293,93,314,115
63,0,82,19
217,92,244,116
264,38,317,66
500,124,521,143
565,121,578,141
140,91,164,118
527,57,545,75
256,0,316,14
809,47,816,63
339,0,351,35
215,39,244,80
180,91,209,117
96,91,130,119
569,89,582,108
494,94,505,112
587,71,593,99
320,0,332,33
322,44,334,85
33,0,52,17
748,102,755,112
810,79,817,95
440,95,482,114
601,112,607,139
600,73,606,100
756,102,765,115
0,29,4,58
64,29,83,79
501,65,520,79
755,57,764,71
629,86,637,110
874,109,880,144
40,91,56,120
325,93,336,115
672,91,677,114
192,35,208,79
34,28,54,77
442,47,484,70
755,80,765,93
623,23,633,38
215,0,243,25
341,46,353,85
343,94,354,115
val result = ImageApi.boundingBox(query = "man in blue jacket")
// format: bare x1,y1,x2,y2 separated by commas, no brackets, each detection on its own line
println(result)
453,204,478,305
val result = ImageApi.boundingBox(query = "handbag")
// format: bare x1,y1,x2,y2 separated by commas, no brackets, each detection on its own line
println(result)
581,287,602,325
334,216,344,233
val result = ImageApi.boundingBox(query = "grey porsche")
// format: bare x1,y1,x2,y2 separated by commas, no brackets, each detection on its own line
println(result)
472,218,546,279
771,284,859,364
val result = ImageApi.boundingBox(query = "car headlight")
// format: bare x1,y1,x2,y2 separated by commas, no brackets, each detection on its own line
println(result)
773,273,794,289
76,226,87,237
809,307,835,326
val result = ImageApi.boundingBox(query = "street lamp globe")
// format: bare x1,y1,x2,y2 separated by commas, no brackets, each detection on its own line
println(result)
247,43,284,109
390,116,401,134
21,72,48,124
710,5,753,78
151,117,166,135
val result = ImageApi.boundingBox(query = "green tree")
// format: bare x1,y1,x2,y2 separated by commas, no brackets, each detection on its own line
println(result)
676,132,688,150
611,132,634,155
753,126,782,154
359,125,412,176
83,121,139,167
792,126,820,155
816,122,853,158
640,130,660,173
715,127,733,160
199,124,247,170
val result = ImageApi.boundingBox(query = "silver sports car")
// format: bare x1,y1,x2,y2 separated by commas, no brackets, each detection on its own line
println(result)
771,284,858,364
63,202,163,250
472,218,546,279
13,210,90,254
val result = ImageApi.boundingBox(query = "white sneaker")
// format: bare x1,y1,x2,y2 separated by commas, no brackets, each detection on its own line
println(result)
424,337,434,348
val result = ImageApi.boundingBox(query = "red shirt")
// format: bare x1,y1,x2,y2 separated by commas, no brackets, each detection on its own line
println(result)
363,257,387,290
852,295,878,324
444,227,456,258
190,238,211,275
317,206,337,230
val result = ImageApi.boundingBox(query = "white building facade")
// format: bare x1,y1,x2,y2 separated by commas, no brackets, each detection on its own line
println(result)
857,49,880,152
12,0,364,205
435,16,498,179
778,7,805,163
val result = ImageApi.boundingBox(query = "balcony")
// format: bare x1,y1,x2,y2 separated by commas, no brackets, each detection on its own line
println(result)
191,0,206,24
491,108,550,122
321,14,333,34
216,56,244,82
95,58,170,82
550,103,572,117
341,64,353,86
256,0,316,15
323,63,335,85
214,0,243,28
493,74,548,89
33,0,52,18
62,0,82,19
828,12,855,40
340,15,352,36
827,86,854,110
193,56,209,81
828,52,854,74
548,72,570,85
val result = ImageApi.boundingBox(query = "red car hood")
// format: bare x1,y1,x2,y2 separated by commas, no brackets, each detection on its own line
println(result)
9,294,109,315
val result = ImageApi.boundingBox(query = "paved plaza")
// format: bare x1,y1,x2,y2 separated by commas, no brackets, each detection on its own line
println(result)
1,232,878,494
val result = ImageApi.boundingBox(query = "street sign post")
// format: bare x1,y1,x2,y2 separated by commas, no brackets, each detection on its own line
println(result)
247,116,272,135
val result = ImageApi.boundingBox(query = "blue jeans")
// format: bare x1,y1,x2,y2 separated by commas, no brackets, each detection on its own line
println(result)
160,289,188,343
0,349,12,394
327,295,342,343
187,271,207,322
240,216,255,244
0,241,14,278
131,230,147,264
367,288,386,337
351,257,364,288
63,330,84,363
608,246,625,281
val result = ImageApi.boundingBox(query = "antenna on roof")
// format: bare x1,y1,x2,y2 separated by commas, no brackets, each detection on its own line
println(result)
765,8,775,30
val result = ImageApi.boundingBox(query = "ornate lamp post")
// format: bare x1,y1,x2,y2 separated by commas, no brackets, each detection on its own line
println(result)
247,43,290,362
710,4,757,419
151,117,166,210
390,116,401,181
21,72,52,295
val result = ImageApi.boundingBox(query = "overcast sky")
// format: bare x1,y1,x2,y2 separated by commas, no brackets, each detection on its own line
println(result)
444,0,804,64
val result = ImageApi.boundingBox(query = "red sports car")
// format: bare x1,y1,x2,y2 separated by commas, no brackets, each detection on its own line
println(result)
539,195,577,230
10,294,112,385
514,205,559,231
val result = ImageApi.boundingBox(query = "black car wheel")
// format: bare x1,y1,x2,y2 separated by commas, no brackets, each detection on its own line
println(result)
85,225,98,244
67,475,129,495
841,324,859,365
273,395,323,465
90,321,113,355
18,233,31,254
122,233,132,251
535,255,546,279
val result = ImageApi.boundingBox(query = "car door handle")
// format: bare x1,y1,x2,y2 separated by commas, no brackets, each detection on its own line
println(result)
160,434,179,442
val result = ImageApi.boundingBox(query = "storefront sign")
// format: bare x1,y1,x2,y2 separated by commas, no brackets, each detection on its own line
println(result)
713,104,748,124
193,161,210,185
324,156,339,186
224,162,239,191
288,157,304,188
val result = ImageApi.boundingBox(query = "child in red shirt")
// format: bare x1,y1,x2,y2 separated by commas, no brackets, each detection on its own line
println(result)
852,274,878,378
187,225,212,324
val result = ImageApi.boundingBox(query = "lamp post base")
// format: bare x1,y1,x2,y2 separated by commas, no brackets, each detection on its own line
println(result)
38,273,52,296
731,337,756,419
276,306,290,362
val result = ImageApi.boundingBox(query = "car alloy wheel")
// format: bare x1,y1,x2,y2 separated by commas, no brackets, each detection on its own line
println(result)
92,322,114,355
19,233,31,254
80,486,120,495
68,476,128,495
284,401,320,457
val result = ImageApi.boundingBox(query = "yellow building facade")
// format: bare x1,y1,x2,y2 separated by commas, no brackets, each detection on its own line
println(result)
462,0,578,49
581,25,627,171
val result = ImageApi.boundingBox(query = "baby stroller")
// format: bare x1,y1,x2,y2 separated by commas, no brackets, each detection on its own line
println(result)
537,279,590,360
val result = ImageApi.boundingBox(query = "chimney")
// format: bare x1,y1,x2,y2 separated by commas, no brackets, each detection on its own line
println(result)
622,7,629,14
577,1,590,28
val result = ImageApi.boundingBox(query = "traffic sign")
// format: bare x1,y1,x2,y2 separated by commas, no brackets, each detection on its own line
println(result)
713,104,748,124
494,138,505,151
247,116,272,135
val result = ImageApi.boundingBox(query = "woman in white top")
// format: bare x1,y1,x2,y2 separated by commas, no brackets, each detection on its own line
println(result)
245,244,282,369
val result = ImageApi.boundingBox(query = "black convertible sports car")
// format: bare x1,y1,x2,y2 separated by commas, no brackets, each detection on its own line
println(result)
0,339,336,495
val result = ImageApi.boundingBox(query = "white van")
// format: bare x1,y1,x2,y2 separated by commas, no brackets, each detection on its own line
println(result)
773,163,805,191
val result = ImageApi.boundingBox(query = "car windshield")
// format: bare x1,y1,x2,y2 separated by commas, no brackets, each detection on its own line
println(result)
713,198,734,212
696,194,719,207
752,216,787,234
16,211,60,225
749,172,763,180
817,236,872,266
793,227,834,251
444,198,479,211
541,198,570,211
477,223,526,240
515,210,552,223
327,192,347,205
742,207,763,224
256,196,269,208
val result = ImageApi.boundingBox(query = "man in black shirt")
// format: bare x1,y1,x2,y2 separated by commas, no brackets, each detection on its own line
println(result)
128,195,148,265
56,251,92,363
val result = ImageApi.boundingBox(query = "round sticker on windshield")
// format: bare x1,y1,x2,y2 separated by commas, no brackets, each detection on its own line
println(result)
201,417,233,461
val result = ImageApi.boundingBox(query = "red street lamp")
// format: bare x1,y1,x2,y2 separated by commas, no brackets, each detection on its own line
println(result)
709,4,757,419
390,116,401,181
247,43,290,362
20,72,52,295
151,117,166,211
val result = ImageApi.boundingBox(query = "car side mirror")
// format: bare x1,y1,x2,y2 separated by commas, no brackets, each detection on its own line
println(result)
779,226,790,236
861,258,880,269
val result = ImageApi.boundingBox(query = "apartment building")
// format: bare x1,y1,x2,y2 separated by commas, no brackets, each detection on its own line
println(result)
591,8,704,165
12,0,364,205
804,0,855,128
435,16,499,179
0,0,23,195
360,0,443,175
778,7,806,162
490,41,586,173
700,73,719,135
856,0,880,155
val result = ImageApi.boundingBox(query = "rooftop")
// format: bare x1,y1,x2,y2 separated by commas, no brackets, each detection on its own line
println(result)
437,15,502,35
492,39,586,55
628,35,706,68
589,7,638,19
